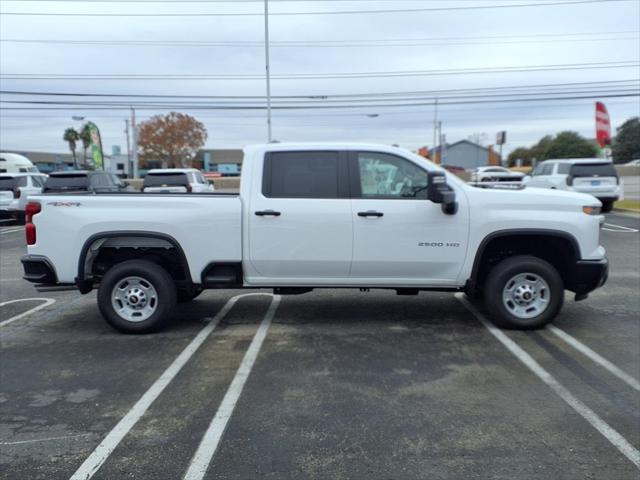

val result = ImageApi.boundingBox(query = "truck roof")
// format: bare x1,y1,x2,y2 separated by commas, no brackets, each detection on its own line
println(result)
544,158,613,164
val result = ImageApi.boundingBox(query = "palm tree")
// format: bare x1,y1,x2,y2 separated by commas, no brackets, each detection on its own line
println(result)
63,127,80,169
79,123,92,168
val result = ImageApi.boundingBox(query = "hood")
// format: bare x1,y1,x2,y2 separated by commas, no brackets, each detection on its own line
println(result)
466,185,600,210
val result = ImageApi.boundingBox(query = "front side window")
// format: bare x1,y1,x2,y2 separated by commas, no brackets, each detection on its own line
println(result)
264,151,340,198
357,152,428,199
557,163,571,174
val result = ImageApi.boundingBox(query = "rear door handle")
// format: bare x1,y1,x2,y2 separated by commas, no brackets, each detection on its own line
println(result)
357,210,384,218
255,210,281,217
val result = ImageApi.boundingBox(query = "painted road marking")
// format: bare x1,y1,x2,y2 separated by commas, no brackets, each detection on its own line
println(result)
0,227,23,235
548,325,640,392
183,294,281,480
0,298,56,327
602,223,639,233
456,294,640,469
1,433,92,446
69,293,277,480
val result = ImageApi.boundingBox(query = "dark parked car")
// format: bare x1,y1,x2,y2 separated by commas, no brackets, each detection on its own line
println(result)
43,171,131,193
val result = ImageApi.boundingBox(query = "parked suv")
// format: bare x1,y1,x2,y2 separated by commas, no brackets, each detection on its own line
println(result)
470,166,525,183
0,173,47,222
143,168,215,193
43,171,127,193
525,159,620,212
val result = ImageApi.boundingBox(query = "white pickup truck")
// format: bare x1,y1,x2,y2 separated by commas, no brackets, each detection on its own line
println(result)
22,143,608,333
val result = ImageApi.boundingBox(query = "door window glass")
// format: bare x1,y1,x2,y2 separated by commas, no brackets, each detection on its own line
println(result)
357,152,428,199
264,151,339,198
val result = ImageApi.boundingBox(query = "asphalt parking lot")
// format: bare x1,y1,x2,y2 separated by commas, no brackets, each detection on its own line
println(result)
1,213,639,480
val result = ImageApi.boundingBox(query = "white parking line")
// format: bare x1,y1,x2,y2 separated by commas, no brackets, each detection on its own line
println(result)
69,293,277,480
0,227,23,235
547,326,640,392
456,294,640,469
602,223,639,233
0,298,56,327
183,294,280,480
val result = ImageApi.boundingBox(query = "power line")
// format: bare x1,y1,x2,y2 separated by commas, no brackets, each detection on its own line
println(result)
1,92,637,110
3,79,637,100
2,61,637,80
3,33,637,48
0,0,629,16
2,87,637,105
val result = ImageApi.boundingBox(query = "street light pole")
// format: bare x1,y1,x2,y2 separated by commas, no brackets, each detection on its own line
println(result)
264,0,272,142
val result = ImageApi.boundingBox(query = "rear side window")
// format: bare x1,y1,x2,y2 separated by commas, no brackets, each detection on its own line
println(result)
90,173,115,188
44,174,89,191
570,163,617,178
0,176,17,190
263,151,341,198
143,172,189,188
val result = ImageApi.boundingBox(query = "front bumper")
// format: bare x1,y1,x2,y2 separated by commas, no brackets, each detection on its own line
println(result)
21,255,58,284
568,257,608,298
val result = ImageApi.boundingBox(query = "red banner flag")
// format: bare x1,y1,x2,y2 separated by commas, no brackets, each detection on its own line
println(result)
595,102,611,148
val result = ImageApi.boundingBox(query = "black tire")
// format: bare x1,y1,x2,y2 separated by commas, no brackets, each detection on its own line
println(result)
177,286,203,303
97,260,176,334
484,255,564,330
601,200,614,213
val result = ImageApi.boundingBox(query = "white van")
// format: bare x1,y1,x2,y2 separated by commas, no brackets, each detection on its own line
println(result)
0,153,40,174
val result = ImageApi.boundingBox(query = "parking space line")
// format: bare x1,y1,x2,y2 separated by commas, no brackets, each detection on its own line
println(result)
0,298,56,327
182,294,280,480
456,294,640,469
69,293,275,480
602,223,639,233
0,227,23,235
548,325,640,392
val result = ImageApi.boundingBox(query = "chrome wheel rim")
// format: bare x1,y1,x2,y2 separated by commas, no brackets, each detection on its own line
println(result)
111,276,158,322
502,272,550,320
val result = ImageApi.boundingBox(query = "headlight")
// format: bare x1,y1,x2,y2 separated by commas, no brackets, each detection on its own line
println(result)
583,205,601,215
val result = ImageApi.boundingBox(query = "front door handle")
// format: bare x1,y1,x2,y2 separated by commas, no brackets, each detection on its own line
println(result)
255,210,281,217
357,210,384,218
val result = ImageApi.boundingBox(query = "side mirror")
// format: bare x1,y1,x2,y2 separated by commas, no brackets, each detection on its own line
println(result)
427,171,458,215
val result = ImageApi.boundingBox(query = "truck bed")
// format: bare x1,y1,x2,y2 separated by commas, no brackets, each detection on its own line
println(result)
28,193,242,284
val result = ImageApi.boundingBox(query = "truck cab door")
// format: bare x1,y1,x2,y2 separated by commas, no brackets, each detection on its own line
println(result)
348,151,469,286
246,151,353,283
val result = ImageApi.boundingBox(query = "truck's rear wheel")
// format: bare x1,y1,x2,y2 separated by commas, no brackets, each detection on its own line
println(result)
98,260,176,334
484,255,563,330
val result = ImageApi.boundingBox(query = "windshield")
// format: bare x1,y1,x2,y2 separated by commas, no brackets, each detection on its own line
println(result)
143,172,189,187
570,163,617,178
44,174,89,191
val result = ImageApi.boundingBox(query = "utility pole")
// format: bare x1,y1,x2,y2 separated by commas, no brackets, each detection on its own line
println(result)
124,119,131,176
264,0,273,142
130,107,139,178
432,97,438,157
437,121,442,164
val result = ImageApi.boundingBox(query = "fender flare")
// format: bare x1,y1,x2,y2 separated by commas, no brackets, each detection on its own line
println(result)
76,231,190,292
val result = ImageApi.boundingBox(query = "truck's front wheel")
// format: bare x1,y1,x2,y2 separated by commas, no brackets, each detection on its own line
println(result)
484,255,563,330
98,260,176,334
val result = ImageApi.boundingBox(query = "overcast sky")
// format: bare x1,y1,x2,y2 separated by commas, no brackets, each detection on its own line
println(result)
0,0,638,157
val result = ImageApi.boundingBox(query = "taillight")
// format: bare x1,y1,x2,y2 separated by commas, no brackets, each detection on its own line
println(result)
566,176,573,186
13,188,21,199
25,202,41,245
187,184,193,193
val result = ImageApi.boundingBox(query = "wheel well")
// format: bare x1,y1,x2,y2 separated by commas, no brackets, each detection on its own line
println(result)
78,234,191,289
471,233,578,293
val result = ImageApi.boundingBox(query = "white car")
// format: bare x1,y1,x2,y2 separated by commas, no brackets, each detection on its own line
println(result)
143,168,214,193
524,158,620,212
22,143,607,333
470,166,525,183
0,173,47,223
0,152,40,174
